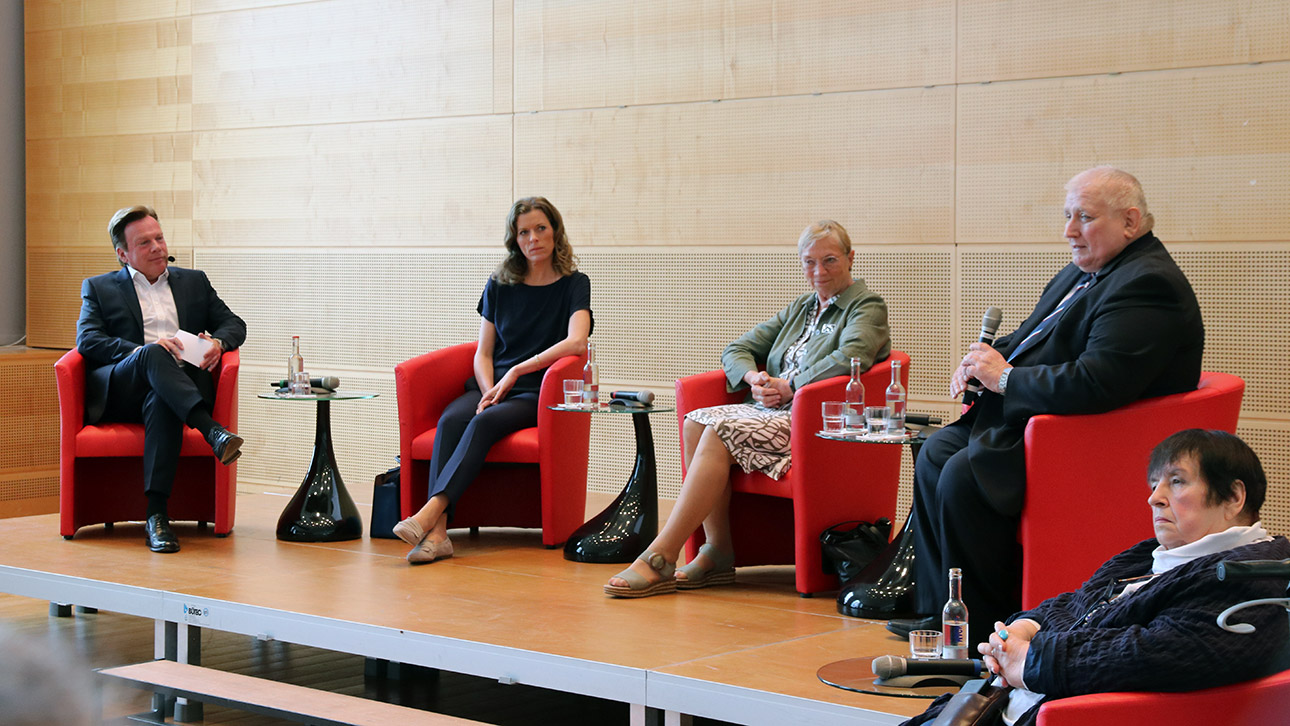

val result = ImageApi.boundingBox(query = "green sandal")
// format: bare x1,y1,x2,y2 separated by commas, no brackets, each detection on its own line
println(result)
676,544,736,590
604,550,677,598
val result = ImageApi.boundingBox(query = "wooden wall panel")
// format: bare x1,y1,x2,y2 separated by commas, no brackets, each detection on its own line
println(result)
190,0,497,130
191,116,513,248
24,0,190,31
513,0,953,111
0,349,64,518
957,63,1290,243
515,87,954,247
959,0,1290,83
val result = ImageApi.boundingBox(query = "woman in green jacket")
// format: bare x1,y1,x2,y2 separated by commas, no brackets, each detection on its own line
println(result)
605,220,891,597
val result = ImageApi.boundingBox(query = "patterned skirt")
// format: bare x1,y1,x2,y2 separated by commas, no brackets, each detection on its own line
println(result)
685,403,793,480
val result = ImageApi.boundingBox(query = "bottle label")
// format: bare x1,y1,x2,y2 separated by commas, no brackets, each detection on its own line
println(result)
943,621,968,649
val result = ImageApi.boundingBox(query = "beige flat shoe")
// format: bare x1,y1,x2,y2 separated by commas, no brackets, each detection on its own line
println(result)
603,550,677,598
407,536,454,564
392,518,426,547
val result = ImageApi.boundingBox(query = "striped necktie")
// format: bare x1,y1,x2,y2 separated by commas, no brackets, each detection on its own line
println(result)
1008,273,1096,362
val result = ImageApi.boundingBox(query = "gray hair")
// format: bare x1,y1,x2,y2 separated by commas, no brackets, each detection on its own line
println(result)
1066,166,1155,233
797,220,852,255
0,627,93,725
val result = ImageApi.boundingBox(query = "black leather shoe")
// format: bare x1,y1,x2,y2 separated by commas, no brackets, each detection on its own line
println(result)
886,615,938,639
145,513,180,553
206,425,243,465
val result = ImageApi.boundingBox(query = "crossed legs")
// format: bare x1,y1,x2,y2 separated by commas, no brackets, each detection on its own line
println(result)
607,417,736,588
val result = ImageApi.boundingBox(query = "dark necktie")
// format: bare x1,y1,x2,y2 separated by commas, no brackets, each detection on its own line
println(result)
1008,273,1096,362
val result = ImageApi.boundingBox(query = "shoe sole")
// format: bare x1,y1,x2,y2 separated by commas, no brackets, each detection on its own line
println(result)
603,579,678,598
218,436,243,465
676,568,736,590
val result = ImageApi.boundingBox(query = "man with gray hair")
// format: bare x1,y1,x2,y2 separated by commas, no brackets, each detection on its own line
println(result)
76,205,247,553
846,167,1205,640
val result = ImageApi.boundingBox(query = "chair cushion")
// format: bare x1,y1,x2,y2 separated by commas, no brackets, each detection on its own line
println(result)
729,469,793,498
76,423,211,457
410,427,540,464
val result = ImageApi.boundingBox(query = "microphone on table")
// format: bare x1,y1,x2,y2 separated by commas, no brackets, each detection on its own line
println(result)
610,390,655,405
270,376,340,391
962,307,1003,407
872,655,987,680
904,413,943,427
1216,558,1290,581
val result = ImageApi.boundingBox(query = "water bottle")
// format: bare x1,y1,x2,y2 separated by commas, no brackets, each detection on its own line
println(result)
885,360,906,433
288,336,304,381
942,567,969,659
844,357,864,430
582,341,599,406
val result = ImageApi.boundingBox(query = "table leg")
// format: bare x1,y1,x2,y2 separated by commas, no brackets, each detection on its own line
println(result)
276,399,363,541
835,438,925,619
563,411,660,563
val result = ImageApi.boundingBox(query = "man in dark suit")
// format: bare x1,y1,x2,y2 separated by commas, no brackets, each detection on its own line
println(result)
888,167,1204,638
77,205,248,553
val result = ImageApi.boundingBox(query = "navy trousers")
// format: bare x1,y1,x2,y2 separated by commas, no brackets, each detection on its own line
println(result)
100,343,213,497
428,388,539,517
911,422,1022,640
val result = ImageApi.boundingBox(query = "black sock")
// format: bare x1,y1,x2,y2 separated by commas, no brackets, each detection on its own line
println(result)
146,493,169,519
186,406,217,439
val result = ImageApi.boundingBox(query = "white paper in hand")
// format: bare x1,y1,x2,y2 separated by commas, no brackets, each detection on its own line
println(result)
174,330,214,367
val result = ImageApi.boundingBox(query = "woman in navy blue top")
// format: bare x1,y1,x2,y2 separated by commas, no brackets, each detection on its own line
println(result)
394,197,593,564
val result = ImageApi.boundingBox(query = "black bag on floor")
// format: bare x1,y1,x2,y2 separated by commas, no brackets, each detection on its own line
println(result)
820,517,892,582
369,466,401,539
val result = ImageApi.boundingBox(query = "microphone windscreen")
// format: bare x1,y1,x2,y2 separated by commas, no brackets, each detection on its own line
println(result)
982,306,1002,332
318,376,340,390
871,655,905,680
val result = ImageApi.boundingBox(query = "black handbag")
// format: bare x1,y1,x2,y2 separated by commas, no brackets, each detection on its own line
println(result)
369,465,401,539
819,517,892,582
929,678,1011,726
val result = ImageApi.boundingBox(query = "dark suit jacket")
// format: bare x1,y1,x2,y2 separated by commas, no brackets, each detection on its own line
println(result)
958,232,1204,516
76,266,247,424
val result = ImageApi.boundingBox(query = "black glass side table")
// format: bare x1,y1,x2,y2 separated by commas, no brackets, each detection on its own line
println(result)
549,402,674,563
257,390,377,542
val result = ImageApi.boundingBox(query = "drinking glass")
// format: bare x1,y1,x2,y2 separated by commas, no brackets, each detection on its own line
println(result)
290,371,312,396
821,401,845,432
909,630,943,659
864,406,890,434
563,379,584,407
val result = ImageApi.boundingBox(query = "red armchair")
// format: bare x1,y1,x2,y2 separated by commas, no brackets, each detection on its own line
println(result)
1037,668,1290,725
55,348,240,538
394,342,590,547
675,351,909,595
1020,371,1245,608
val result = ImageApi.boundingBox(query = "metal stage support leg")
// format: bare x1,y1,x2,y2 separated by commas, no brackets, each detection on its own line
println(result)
173,622,204,722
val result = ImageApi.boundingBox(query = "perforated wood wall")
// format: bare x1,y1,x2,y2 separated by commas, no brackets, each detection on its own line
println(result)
0,349,62,518
23,2,1290,538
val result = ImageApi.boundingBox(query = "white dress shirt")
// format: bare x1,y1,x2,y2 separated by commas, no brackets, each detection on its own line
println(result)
127,265,179,344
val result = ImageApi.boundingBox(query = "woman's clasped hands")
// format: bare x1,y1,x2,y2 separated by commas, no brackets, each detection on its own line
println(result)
980,619,1039,688
745,370,793,409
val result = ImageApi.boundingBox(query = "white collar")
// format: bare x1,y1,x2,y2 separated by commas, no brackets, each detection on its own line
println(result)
127,265,169,286
1151,522,1272,575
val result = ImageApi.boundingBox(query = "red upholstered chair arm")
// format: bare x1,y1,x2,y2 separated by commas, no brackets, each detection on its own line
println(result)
211,349,239,428
55,349,87,454
674,370,745,468
1036,670,1290,726
536,354,587,430
395,342,477,443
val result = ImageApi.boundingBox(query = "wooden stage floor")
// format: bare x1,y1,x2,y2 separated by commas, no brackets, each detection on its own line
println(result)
0,492,927,725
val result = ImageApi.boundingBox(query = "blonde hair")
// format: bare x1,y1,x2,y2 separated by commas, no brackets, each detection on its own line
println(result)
797,220,852,255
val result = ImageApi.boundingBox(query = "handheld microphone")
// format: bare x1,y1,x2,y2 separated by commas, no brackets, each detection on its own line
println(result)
962,307,1003,406
871,655,987,680
1216,558,1290,581
610,390,655,405
270,376,340,391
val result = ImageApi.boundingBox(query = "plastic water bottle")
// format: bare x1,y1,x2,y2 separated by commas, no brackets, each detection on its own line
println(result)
582,342,599,406
844,357,864,430
942,567,969,659
288,336,304,381
885,360,906,433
